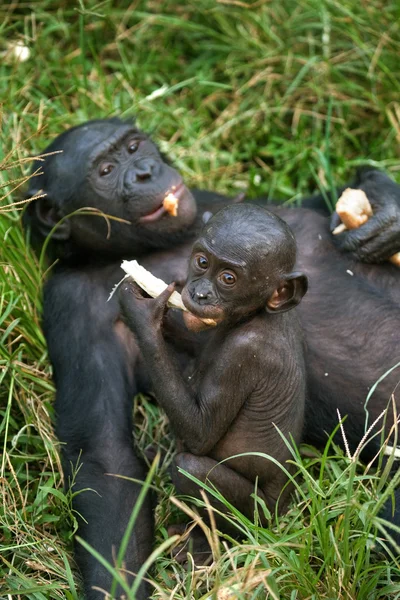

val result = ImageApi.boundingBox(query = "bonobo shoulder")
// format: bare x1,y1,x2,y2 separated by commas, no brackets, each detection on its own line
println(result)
225,315,279,351
229,311,303,355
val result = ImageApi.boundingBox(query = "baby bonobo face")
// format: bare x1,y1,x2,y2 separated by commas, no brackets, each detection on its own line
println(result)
181,204,306,329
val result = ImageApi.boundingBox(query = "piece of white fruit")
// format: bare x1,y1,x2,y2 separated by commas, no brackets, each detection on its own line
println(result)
121,260,217,326
332,188,400,266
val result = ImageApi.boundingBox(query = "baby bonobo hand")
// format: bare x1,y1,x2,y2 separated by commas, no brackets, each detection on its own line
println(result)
119,279,175,340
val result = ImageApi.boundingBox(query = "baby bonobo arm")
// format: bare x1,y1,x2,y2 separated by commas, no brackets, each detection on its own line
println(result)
119,280,255,455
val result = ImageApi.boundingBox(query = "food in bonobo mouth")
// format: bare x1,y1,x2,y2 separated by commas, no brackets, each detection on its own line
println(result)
121,260,217,326
163,193,179,216
332,188,400,266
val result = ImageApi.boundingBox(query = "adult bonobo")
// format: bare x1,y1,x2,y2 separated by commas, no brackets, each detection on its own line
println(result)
23,118,400,598
23,118,201,600
120,205,307,536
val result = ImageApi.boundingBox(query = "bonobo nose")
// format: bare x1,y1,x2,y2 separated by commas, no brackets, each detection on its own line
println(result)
135,159,155,182
196,291,210,299
192,280,214,304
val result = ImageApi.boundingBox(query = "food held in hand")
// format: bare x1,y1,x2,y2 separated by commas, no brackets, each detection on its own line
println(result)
121,260,217,325
332,188,400,266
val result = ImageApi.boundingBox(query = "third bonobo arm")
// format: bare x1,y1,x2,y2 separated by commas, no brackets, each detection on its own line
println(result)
330,169,400,263
43,270,152,600
119,281,252,456
253,169,400,264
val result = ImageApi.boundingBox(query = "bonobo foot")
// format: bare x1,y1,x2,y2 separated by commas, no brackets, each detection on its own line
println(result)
168,523,212,567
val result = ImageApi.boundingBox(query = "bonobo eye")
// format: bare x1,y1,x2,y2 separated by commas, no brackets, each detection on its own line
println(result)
99,162,114,177
127,140,140,154
194,254,209,270
218,271,237,286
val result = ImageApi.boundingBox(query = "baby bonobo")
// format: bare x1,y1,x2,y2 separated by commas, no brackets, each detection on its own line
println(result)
120,204,308,541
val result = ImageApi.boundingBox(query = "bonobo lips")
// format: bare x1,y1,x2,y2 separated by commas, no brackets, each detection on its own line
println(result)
138,182,186,224
181,287,225,322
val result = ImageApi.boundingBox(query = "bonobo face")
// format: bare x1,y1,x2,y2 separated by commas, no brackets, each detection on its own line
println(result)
26,119,197,256
84,124,196,227
181,205,306,326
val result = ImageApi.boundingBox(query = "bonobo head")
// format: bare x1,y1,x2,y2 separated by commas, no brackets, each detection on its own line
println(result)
181,204,308,328
23,118,197,261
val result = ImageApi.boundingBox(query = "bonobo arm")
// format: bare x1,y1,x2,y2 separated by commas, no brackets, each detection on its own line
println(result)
330,169,400,263
119,282,253,456
43,270,152,600
256,169,400,264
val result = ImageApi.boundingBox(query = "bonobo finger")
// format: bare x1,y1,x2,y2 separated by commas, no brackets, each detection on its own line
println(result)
120,279,147,301
356,169,400,210
330,211,342,233
354,231,400,263
333,215,391,253
154,283,176,312
133,280,149,298
118,281,145,326
150,283,176,324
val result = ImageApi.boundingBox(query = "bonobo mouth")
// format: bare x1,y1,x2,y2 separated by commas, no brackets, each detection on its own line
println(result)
181,287,225,322
138,182,187,223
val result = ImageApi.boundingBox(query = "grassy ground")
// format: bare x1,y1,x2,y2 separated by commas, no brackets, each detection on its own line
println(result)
1,0,400,598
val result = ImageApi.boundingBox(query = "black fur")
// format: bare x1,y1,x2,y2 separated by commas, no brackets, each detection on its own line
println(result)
23,120,400,598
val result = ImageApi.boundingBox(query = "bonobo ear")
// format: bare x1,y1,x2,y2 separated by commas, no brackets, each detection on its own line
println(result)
266,272,308,313
27,195,71,241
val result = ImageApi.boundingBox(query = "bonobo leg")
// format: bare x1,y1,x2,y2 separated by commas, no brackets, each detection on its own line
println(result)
61,439,153,600
172,452,272,527
56,371,154,600
170,452,278,565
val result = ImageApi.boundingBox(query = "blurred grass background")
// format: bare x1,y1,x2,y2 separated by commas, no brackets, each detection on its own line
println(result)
1,0,400,598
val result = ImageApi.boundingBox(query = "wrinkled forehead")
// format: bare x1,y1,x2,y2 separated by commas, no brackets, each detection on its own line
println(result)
196,218,293,271
44,123,137,192
64,123,136,158
196,230,274,268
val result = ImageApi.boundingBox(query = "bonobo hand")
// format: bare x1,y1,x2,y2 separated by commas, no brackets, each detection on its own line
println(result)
119,279,175,340
330,169,400,264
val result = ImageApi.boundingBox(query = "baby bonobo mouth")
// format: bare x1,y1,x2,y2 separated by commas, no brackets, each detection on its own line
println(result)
139,183,185,223
181,286,224,332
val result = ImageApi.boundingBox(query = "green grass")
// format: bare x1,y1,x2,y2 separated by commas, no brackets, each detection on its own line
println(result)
1,0,400,597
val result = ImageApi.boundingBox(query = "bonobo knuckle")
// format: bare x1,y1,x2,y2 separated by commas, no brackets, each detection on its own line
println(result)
339,235,359,252
356,248,382,264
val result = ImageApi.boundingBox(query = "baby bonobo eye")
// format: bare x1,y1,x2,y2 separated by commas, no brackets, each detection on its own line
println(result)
218,271,237,286
194,254,209,270
127,140,140,154
99,162,114,177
